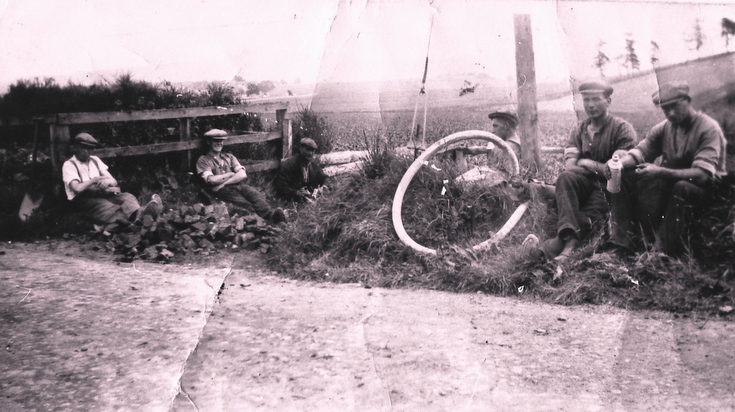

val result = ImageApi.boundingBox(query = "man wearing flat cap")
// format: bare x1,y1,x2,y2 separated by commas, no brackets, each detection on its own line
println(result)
488,111,521,157
197,129,286,223
525,80,636,261
604,82,727,256
274,137,327,202
62,132,162,225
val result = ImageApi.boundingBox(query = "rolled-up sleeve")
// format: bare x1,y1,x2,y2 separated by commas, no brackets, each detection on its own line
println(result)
691,127,724,176
613,121,637,152
196,156,213,181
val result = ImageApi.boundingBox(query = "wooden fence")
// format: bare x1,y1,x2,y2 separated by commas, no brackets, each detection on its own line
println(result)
1,101,301,190
2,103,564,188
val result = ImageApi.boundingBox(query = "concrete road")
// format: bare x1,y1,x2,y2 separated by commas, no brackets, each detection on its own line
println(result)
1,244,734,411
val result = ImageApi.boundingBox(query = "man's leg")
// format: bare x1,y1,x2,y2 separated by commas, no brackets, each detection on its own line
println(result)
72,196,128,224
609,170,640,250
577,186,609,239
538,171,599,260
215,183,279,220
238,184,276,218
656,180,706,255
554,171,600,238
108,193,141,220
633,177,672,249
214,185,257,214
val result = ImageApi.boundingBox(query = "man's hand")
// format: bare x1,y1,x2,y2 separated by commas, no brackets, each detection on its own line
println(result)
576,158,601,175
87,176,104,192
212,183,226,192
295,187,312,200
635,163,666,179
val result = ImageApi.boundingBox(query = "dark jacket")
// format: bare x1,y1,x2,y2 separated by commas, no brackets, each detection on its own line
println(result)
274,156,327,201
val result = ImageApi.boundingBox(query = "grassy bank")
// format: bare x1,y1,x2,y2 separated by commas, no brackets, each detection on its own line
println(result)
266,117,735,314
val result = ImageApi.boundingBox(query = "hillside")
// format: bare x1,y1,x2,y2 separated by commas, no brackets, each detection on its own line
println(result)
542,52,735,114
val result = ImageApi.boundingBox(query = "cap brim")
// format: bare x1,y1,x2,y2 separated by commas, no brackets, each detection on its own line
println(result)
655,97,685,106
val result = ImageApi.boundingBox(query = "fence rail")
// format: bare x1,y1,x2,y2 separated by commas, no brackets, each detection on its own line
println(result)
91,131,284,159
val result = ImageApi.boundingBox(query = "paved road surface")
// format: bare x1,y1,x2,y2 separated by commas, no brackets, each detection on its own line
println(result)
1,244,734,411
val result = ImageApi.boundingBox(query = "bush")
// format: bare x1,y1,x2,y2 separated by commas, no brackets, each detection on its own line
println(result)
290,107,334,155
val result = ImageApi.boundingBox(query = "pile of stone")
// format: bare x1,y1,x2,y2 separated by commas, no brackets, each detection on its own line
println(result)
93,202,281,262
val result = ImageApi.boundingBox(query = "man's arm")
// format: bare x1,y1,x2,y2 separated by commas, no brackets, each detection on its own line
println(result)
634,163,710,186
205,171,235,186
63,159,117,195
577,120,637,176
68,176,103,195
562,123,596,175
309,161,328,188
211,169,247,192
274,159,305,200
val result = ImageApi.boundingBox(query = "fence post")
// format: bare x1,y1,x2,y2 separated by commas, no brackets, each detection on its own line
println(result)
276,109,291,159
280,111,292,159
179,117,191,173
49,123,70,196
514,14,544,174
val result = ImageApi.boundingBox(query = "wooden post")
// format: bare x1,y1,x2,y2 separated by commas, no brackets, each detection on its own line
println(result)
49,123,70,197
276,109,291,159
179,117,191,173
282,118,293,159
513,14,544,173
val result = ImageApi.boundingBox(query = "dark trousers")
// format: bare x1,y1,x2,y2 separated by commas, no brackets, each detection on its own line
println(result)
213,183,273,218
609,170,707,255
555,171,609,239
71,192,140,224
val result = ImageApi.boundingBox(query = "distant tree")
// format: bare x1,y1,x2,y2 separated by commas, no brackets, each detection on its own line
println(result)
257,80,275,95
623,35,640,74
594,40,611,77
206,82,237,106
246,82,260,96
650,40,660,66
233,75,244,83
722,18,735,51
688,18,706,56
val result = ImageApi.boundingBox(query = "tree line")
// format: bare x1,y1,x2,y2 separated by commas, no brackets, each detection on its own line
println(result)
594,17,735,78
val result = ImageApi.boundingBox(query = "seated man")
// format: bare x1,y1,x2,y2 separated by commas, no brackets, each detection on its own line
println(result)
196,129,286,223
63,133,162,225
488,110,521,157
525,81,636,261
273,138,327,202
605,82,727,256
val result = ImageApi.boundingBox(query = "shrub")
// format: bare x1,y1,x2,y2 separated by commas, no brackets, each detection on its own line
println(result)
290,106,334,155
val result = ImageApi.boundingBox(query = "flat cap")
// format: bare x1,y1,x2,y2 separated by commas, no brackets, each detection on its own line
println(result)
488,111,519,128
74,132,99,147
204,129,228,139
578,80,613,96
652,82,690,106
300,138,318,149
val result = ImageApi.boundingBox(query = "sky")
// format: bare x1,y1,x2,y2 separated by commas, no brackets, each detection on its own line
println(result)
1,0,734,93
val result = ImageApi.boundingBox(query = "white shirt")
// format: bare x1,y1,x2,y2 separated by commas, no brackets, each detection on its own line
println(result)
62,155,108,200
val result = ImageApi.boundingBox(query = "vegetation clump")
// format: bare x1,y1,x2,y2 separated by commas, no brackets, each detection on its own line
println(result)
267,126,735,314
